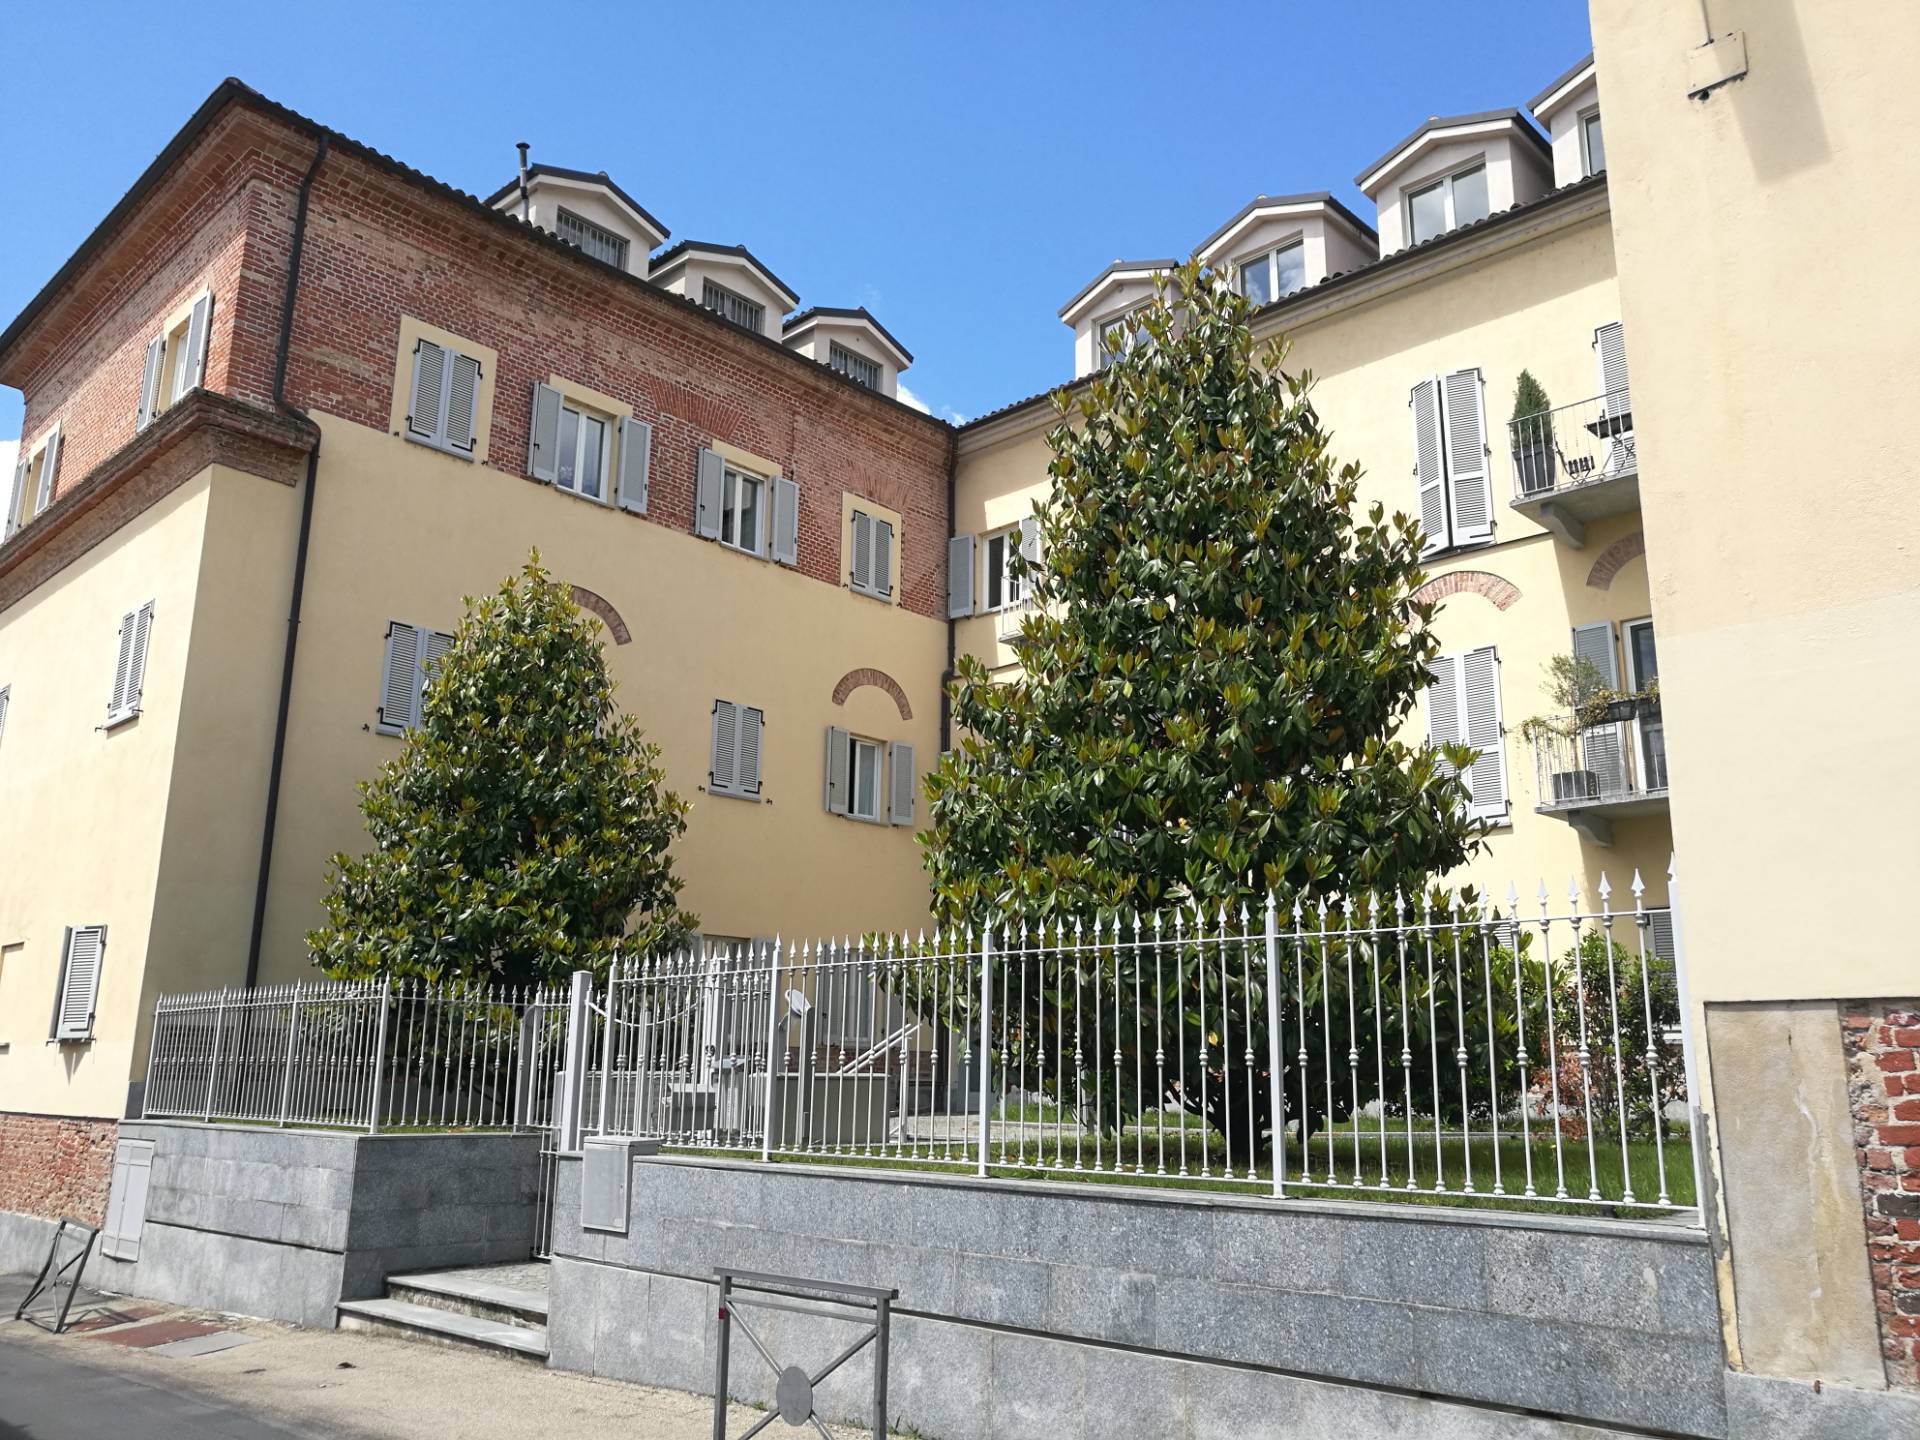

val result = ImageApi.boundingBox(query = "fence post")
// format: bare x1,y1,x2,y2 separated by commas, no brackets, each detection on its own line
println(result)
976,927,993,1178
203,991,227,1122
277,981,302,1127
366,976,392,1134
1663,858,1707,1210
557,970,593,1152
1264,893,1287,1199
597,959,616,1138
760,938,782,1162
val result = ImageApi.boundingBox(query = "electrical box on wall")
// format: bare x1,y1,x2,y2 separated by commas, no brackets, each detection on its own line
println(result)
1688,31,1749,100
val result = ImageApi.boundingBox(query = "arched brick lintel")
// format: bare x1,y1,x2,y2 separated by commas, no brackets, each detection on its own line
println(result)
570,584,632,645
1411,569,1522,612
832,667,913,722
1585,531,1646,591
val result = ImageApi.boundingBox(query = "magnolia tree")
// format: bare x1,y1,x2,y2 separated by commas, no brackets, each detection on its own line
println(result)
916,261,1491,1161
309,557,693,986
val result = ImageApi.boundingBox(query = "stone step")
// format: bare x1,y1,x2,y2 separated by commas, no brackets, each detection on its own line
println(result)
385,1269,550,1329
335,1297,548,1362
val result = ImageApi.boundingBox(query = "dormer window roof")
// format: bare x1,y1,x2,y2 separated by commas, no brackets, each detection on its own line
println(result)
1355,109,1552,255
649,241,800,337
783,307,912,369
1057,259,1178,325
1195,192,1379,306
484,164,669,272
1529,52,1598,124
782,307,910,399
1529,53,1605,187
1354,109,1549,195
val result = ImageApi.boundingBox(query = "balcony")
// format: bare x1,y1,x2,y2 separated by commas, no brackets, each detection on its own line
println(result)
1507,388,1638,546
1528,700,1669,846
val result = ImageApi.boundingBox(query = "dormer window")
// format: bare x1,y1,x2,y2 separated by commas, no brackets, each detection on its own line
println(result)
1095,307,1147,368
1406,163,1488,246
703,280,765,334
829,343,881,391
1237,241,1305,307
1580,108,1606,176
555,207,630,270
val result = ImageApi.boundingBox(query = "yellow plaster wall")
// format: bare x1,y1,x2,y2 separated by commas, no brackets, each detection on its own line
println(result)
0,475,215,1117
249,413,947,979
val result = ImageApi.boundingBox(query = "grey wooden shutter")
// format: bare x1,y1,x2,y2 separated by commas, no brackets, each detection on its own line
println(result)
887,741,915,826
33,426,59,515
1571,621,1626,794
408,339,445,440
55,925,106,1040
137,335,166,430
107,602,152,726
124,601,154,714
1411,377,1447,552
850,511,873,593
377,621,420,735
873,519,894,598
737,706,764,796
1461,646,1507,819
710,699,738,792
695,449,725,539
947,534,975,617
420,629,453,718
102,1138,155,1261
617,417,652,514
529,383,563,482
1441,368,1492,544
1647,911,1677,962
1018,514,1040,565
5,455,27,540
1425,655,1463,778
109,613,136,719
1595,322,1631,413
824,726,850,815
771,476,800,566
0,686,9,753
447,352,482,453
179,292,213,397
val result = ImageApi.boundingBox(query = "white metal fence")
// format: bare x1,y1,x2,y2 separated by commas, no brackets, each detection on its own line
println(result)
574,872,1698,1219
145,979,568,1132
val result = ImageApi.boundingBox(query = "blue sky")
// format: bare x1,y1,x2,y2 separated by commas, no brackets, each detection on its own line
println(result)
0,2,1591,438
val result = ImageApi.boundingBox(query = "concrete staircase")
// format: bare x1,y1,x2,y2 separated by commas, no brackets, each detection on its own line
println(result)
336,1263,549,1363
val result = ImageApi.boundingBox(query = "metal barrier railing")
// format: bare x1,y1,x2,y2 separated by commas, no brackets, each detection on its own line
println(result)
1509,389,1636,502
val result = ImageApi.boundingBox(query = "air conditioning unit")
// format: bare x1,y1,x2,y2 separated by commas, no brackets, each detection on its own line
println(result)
1550,769,1600,804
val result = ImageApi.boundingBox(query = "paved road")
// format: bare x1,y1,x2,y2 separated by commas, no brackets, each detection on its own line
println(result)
0,1332,321,1440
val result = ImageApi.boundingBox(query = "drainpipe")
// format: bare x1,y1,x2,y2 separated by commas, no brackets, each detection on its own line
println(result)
243,135,329,990
940,423,958,754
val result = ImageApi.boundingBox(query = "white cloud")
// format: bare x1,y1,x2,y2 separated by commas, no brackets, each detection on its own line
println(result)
897,381,967,426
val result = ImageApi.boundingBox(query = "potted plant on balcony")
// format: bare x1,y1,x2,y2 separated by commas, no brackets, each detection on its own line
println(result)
1522,654,1605,803
1510,370,1556,497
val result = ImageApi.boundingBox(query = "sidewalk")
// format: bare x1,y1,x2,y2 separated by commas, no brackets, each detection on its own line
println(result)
0,1274,866,1440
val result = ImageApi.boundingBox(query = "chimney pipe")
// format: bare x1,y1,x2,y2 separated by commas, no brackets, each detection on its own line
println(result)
516,142,531,223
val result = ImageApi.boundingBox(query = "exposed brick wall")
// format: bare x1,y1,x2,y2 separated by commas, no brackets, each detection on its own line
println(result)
281,145,952,618
6,110,308,499
1411,568,1521,611
1585,530,1646,591
1843,1000,1920,1389
0,1113,118,1226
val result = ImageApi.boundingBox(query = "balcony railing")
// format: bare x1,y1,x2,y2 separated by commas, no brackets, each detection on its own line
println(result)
1508,388,1636,504
1530,707,1669,817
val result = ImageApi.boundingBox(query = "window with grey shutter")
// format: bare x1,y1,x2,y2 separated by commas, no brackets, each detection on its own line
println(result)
52,925,107,1041
1570,621,1626,795
1594,322,1635,476
1425,654,1463,777
405,338,482,457
4,455,28,541
617,417,652,514
529,383,564,482
947,534,975,617
871,516,893,598
137,335,166,431
375,621,452,736
710,700,763,799
1440,368,1491,545
887,741,916,826
695,448,725,539
32,425,60,517
771,476,799,567
0,685,10,755
824,725,850,816
1411,378,1446,552
175,292,212,402
106,601,155,728
850,511,873,593
849,510,893,599
1647,911,1677,963
1460,646,1507,820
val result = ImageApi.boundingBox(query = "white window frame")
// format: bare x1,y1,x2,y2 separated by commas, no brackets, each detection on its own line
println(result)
1405,162,1488,247
1094,306,1144,368
703,280,765,334
829,342,882,390
1578,106,1606,178
1236,239,1305,306
553,399,613,505
1622,616,1665,793
554,207,630,270
847,734,883,822
980,527,1025,613
6,430,58,537
719,465,767,557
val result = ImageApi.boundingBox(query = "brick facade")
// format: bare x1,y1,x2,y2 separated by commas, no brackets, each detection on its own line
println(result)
1842,1000,1920,1389
0,1113,118,1226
